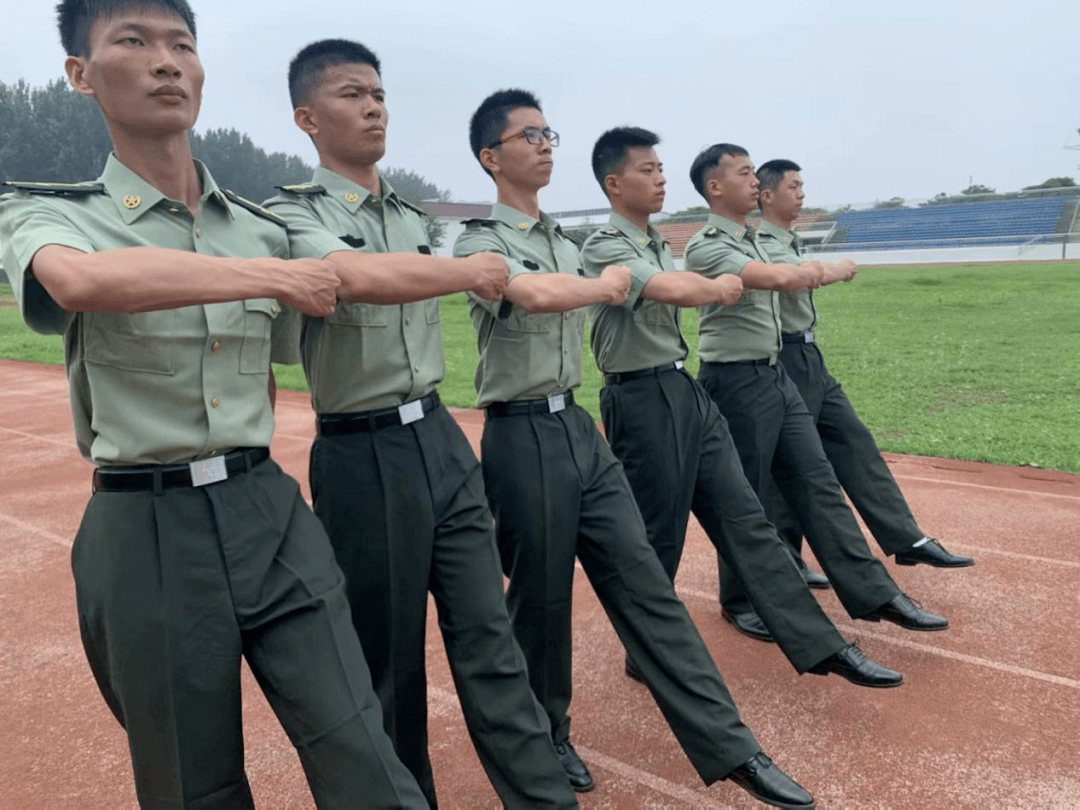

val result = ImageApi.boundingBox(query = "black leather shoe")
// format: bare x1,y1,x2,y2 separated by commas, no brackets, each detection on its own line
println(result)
864,593,949,631
802,568,831,589
809,643,903,688
727,753,815,809
895,539,974,568
624,657,647,684
722,608,774,642
554,739,593,792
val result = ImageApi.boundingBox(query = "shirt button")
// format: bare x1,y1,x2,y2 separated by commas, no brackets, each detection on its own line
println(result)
210,341,221,352
405,317,410,326
413,364,420,373
195,228,202,238
211,397,220,408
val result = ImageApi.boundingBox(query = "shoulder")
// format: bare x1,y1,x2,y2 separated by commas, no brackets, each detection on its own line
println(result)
274,182,326,196
2,180,105,198
224,190,287,226
461,217,499,229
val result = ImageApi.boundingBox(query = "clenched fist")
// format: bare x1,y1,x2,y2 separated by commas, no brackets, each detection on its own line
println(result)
279,257,340,317
714,274,744,306
600,264,631,305
467,252,510,301
800,261,826,289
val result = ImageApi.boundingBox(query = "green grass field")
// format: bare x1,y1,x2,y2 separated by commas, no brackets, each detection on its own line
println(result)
3,262,1079,472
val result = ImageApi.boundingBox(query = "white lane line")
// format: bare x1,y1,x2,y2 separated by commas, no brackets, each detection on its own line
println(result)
429,684,728,809
0,512,71,547
0,425,72,447
894,473,1080,502
677,586,1080,691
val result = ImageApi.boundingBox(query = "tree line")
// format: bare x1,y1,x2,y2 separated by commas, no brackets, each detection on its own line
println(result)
0,78,449,245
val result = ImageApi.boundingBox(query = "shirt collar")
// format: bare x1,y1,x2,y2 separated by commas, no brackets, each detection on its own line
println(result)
607,212,665,249
757,218,796,246
706,212,753,242
312,166,401,214
100,153,228,224
491,202,557,235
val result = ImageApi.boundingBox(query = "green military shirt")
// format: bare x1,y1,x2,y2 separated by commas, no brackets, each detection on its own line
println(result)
684,213,783,364
0,154,341,466
265,168,443,413
756,219,816,335
580,213,687,373
453,203,584,407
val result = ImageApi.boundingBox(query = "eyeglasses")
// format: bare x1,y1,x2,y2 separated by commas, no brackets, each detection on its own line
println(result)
488,126,560,149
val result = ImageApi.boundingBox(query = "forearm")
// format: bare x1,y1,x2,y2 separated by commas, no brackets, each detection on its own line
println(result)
32,244,293,313
507,273,613,313
820,261,857,285
330,250,477,304
643,272,732,306
739,261,814,291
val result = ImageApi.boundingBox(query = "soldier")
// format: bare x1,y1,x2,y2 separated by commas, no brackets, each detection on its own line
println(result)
263,39,577,810
0,2,509,806
683,143,950,642
453,88,816,810
581,126,901,688
755,158,974,582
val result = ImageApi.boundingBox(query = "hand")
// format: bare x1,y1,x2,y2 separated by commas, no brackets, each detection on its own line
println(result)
278,258,340,317
800,261,826,288
467,252,510,301
600,264,631,305
839,258,859,282
714,274,744,306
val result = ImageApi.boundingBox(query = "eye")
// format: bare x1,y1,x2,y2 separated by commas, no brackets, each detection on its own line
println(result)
121,36,144,46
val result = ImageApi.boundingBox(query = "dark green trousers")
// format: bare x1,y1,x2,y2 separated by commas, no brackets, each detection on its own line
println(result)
310,404,576,810
697,362,901,616
769,341,923,558
481,404,761,784
73,458,428,810
599,367,846,673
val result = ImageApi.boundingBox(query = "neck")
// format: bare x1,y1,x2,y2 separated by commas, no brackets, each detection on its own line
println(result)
320,154,381,196
495,182,541,221
611,202,650,232
110,130,201,214
761,209,795,231
712,201,750,225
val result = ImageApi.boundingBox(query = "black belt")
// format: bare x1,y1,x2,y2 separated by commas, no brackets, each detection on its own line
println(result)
486,391,574,419
316,392,441,436
93,447,270,493
701,358,774,367
782,331,815,344
604,361,684,386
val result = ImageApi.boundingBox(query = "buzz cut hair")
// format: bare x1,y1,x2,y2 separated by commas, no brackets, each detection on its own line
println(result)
468,88,542,178
56,0,197,57
288,38,382,109
591,126,660,196
688,143,749,200
756,159,802,194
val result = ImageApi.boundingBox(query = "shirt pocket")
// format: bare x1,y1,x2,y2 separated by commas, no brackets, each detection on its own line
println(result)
82,310,177,375
731,288,772,308
505,308,555,333
326,301,389,327
240,298,278,374
425,297,440,325
634,298,671,326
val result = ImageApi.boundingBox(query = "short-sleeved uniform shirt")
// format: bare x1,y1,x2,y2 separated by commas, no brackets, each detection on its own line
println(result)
580,213,686,373
452,203,584,407
684,213,783,364
265,169,443,414
756,219,815,335
0,154,341,466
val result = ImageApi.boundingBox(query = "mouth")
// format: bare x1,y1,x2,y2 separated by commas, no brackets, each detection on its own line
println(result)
150,86,187,98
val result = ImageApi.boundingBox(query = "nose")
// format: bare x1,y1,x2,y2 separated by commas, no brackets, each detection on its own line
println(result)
151,44,181,78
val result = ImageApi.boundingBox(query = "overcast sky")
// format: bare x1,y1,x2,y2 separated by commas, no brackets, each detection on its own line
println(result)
2,0,1079,213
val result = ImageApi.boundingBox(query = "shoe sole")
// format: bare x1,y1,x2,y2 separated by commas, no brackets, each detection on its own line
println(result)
721,610,776,643
736,785,815,810
863,614,950,631
895,557,975,568
571,782,595,793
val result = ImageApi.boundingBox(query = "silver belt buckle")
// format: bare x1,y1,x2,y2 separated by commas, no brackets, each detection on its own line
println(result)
189,455,229,487
398,399,425,425
674,360,685,370
803,331,814,343
547,393,566,413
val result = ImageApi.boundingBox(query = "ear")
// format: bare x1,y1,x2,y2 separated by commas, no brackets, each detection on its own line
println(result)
479,146,500,176
759,187,773,207
706,175,722,200
603,173,619,198
65,56,94,99
293,105,317,137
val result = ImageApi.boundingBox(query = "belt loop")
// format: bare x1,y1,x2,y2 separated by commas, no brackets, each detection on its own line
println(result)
152,469,163,496
243,450,253,473
368,412,378,432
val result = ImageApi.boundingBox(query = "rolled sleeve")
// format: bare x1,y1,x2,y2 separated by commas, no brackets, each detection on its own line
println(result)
0,192,88,335
454,224,524,318
266,198,354,260
686,238,752,279
580,235,658,311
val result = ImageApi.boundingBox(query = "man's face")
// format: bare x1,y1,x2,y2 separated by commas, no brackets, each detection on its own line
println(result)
303,62,388,167
610,146,665,216
486,106,554,190
713,153,758,215
71,9,203,136
765,171,804,220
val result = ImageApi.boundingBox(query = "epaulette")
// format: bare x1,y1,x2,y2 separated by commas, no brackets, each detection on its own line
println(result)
703,226,719,237
224,189,288,226
601,226,620,235
3,180,104,197
276,182,326,195
462,218,498,228
399,198,428,217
